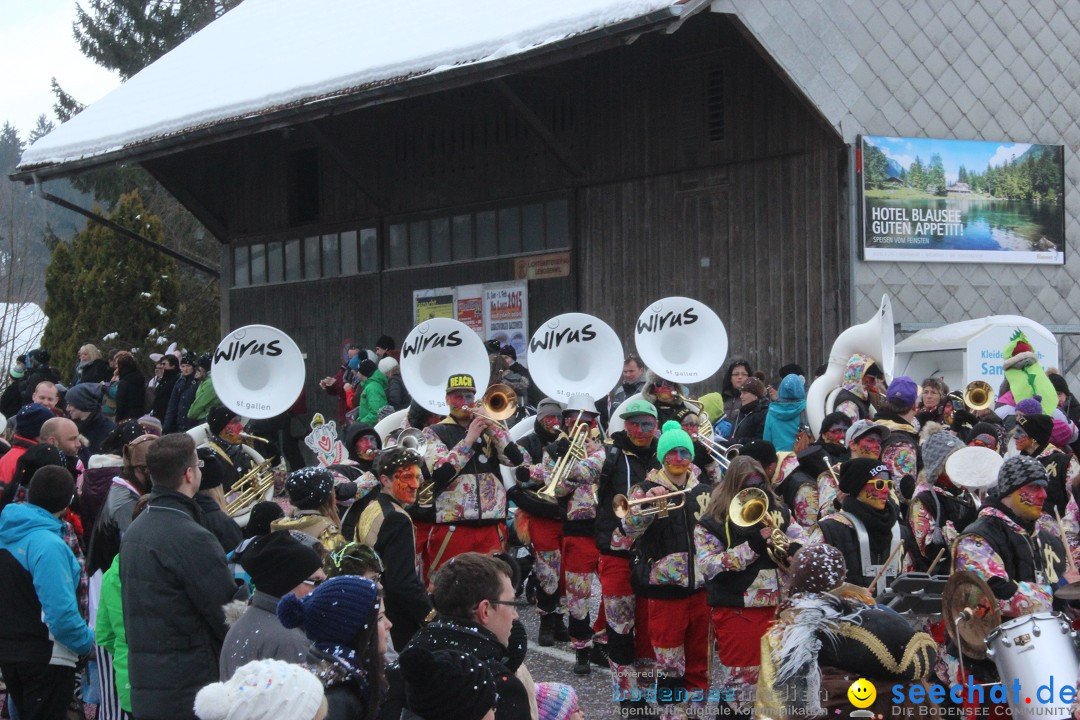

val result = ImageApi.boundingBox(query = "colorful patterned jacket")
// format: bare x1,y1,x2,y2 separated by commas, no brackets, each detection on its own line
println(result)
423,419,523,525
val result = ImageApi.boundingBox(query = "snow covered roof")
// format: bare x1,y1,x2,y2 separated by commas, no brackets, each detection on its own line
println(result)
17,0,698,178
895,315,1056,353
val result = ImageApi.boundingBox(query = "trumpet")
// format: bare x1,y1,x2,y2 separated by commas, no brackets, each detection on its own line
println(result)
729,487,790,567
239,432,269,444
696,435,742,470
532,420,589,503
613,488,689,518
225,459,276,517
963,380,994,412
471,384,518,428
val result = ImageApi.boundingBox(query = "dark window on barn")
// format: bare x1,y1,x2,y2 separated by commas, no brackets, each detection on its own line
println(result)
389,223,409,268
452,214,473,261
546,199,570,250
284,240,302,281
304,236,321,278
359,228,378,273
321,234,340,277
522,203,545,252
430,218,451,263
498,207,522,255
705,63,725,143
249,244,267,285
340,231,358,275
476,211,497,258
287,148,321,226
268,241,284,283
410,221,430,266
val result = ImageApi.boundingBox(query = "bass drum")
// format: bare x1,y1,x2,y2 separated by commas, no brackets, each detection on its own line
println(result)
186,423,269,528
986,612,1078,718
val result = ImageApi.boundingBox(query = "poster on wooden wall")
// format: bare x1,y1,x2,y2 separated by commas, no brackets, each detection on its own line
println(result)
413,287,456,324
484,281,529,363
456,284,484,333
860,135,1064,265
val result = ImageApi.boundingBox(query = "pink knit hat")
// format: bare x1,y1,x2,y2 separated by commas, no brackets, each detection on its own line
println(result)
535,682,580,720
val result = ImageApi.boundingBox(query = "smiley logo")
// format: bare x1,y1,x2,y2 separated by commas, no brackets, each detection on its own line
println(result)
847,678,876,708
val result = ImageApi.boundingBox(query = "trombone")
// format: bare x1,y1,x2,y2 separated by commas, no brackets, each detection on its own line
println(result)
613,488,689,518
225,459,275,517
531,417,589,504
471,384,518,430
697,435,742,471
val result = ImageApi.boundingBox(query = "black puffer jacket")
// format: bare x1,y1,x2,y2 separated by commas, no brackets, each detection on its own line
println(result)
732,398,770,441
114,366,146,422
165,374,199,434
120,489,241,719
383,618,530,720
595,432,659,557
151,368,180,420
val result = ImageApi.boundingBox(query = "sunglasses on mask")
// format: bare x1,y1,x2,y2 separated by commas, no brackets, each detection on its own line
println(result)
867,478,893,491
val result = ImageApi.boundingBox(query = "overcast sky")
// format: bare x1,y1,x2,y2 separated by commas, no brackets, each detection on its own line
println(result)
1,0,121,139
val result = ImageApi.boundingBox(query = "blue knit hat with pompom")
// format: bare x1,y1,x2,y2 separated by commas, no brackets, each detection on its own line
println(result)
276,575,378,645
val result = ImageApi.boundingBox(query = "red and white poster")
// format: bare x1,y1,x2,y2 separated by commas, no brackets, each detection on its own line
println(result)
483,281,528,364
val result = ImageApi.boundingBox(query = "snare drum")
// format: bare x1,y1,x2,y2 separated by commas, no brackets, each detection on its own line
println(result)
985,612,1078,718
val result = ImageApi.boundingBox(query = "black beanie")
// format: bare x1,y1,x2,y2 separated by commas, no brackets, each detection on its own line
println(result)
500,344,517,361
399,646,498,720
818,411,853,437
244,501,285,539
239,530,323,598
28,465,76,514
375,335,395,351
740,439,777,469
14,444,68,490
286,467,335,509
1016,413,1053,449
838,458,890,495
196,446,230,490
1050,373,1070,396
208,405,239,436
358,359,378,378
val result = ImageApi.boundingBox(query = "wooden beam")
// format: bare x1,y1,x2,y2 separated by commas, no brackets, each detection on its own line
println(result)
304,124,386,212
491,78,585,178
145,163,231,242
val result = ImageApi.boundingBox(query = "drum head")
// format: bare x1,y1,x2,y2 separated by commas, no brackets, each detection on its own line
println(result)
942,570,1001,660
400,318,490,415
946,446,1002,490
634,297,727,384
212,325,305,419
527,313,623,402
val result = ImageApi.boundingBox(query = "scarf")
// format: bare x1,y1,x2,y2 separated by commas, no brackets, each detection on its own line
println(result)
840,494,899,558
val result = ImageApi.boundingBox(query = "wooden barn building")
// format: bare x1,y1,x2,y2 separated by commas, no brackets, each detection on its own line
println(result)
16,0,1080,400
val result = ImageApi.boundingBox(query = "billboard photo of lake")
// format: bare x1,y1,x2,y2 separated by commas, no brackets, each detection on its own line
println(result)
860,135,1065,265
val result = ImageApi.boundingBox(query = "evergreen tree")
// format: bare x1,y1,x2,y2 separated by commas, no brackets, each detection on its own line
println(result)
863,144,889,188
908,156,925,192
42,190,180,371
928,153,946,196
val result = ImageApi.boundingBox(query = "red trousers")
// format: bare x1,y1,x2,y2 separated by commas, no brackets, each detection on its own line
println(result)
423,523,506,579
648,592,711,693
597,553,653,660
414,519,434,582
711,606,774,667
530,516,564,553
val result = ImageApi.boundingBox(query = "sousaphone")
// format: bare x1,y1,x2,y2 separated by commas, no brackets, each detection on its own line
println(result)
211,324,306,420
400,317,491,415
526,313,624,403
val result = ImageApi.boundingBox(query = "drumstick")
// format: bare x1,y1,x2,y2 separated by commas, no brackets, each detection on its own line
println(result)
867,541,905,596
926,547,947,575
1053,507,1077,574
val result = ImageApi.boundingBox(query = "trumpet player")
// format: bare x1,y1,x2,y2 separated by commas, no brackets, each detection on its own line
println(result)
206,406,255,490
694,456,803,714
595,399,660,710
420,373,525,579
776,412,851,528
617,420,713,718
674,407,722,485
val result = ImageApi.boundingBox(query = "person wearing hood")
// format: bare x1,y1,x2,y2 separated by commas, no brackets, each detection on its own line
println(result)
164,352,200,434
219,530,325,680
353,359,387,425
731,377,770,442
833,353,886,422
273,467,347,553
66,383,117,461
206,405,255,491
594,398,660,711
338,422,382,540
762,374,807,452
0,465,94,720
777,412,852,528
79,420,144,537
811,458,913,590
397,646,498,720
380,357,410,411
641,370,686,426
907,427,976,572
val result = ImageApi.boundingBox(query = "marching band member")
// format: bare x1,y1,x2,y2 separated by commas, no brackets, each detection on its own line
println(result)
833,353,887,422
421,373,524,578
953,455,1073,619
205,405,254,490
354,446,434,649
810,459,913,591
1013,412,1078,520
875,377,921,503
907,427,975,571
272,467,347,553
337,422,382,540
674,407,722,485
776,412,851,528
641,371,686,426
509,398,570,647
550,402,607,675
695,456,802,714
594,398,660,711
619,420,713,719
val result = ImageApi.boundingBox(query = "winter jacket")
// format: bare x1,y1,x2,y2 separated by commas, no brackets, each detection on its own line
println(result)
87,476,143,576
355,492,433,649
187,374,220,423
75,410,116,463
78,454,124,538
114,366,147,422
732,397,769,442
74,358,111,386
0,436,35,493
0,502,94,666
610,379,646,418
219,590,310,682
595,431,659,557
763,375,807,452
196,493,243,554
165,374,199,433
385,372,410,411
0,378,28,419
813,497,912,588
696,506,796,608
356,370,388,424
150,368,180,421
421,419,523,525
96,557,131,712
384,618,531,720
120,488,240,719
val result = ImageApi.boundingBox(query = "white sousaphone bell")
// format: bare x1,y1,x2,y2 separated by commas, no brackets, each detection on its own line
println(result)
805,295,895,439
211,324,306,420
399,317,491,415
610,296,727,434
526,312,625,404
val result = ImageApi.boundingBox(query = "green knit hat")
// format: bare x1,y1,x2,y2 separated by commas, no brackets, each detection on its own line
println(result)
656,420,694,463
